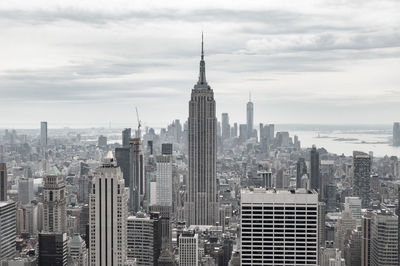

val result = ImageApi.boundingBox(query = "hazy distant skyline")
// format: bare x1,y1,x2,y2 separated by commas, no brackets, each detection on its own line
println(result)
1,0,400,128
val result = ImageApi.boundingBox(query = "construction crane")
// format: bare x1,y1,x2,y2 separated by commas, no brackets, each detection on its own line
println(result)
135,107,141,138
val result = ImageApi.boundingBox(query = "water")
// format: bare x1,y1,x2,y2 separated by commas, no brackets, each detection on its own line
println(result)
288,128,400,157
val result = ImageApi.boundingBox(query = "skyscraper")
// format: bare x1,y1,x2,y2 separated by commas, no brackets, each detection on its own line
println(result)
179,231,199,266
38,232,68,266
185,35,218,226
310,145,320,193
40,121,48,147
18,178,34,205
0,163,7,201
89,151,128,266
240,188,319,265
296,157,307,189
156,154,172,206
0,201,16,260
43,169,66,233
353,151,371,208
127,212,162,266
221,113,230,139
246,93,253,139
130,137,144,213
393,122,400,146
122,128,131,147
370,210,398,266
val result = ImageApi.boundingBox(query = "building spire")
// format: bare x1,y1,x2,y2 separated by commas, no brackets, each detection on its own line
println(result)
196,32,208,88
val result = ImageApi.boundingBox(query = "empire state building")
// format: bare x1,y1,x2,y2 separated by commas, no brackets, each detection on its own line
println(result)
184,35,218,225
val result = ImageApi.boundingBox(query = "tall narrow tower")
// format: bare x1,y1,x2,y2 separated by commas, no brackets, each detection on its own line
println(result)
246,92,253,139
89,151,128,265
43,167,66,233
185,34,218,225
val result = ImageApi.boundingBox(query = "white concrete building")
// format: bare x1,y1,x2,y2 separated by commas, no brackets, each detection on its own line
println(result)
89,152,129,266
179,231,199,266
69,234,88,266
240,188,319,266
344,196,362,221
155,155,172,206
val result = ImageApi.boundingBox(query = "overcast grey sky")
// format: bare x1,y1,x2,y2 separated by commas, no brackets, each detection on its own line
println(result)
1,0,400,128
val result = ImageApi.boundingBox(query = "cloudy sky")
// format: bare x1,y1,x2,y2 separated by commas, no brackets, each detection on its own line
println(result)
1,0,400,128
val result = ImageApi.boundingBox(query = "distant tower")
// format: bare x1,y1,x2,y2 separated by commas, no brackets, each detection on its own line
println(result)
43,168,66,233
393,122,400,146
18,178,34,205
246,92,253,139
122,128,131,147
221,113,230,139
296,158,307,189
130,137,144,213
185,34,218,226
0,201,16,260
0,163,7,201
310,145,320,193
40,121,48,147
89,152,128,265
353,151,371,208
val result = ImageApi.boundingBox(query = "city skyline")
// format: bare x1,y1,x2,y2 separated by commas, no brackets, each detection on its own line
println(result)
1,0,400,127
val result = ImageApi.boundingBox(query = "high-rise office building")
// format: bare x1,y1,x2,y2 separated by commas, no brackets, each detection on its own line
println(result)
344,196,362,221
38,232,68,266
18,178,34,205
0,201,16,260
0,163,7,201
127,212,161,266
162,143,173,156
344,229,362,266
246,94,253,139
97,135,107,150
43,170,66,233
361,211,372,266
353,151,371,208
69,233,88,266
122,128,131,147
310,145,320,193
130,137,144,213
393,122,400,146
296,158,307,189
185,35,218,226
231,123,238,138
240,188,319,266
115,147,131,188
156,155,172,206
370,210,398,266
179,231,199,266
335,210,357,252
221,113,230,139
239,124,247,142
89,152,128,266
40,121,48,147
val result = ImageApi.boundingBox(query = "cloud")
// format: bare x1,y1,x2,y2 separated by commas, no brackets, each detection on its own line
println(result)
0,0,400,126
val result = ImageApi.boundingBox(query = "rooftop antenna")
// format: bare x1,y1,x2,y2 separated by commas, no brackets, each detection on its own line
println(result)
135,107,141,138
